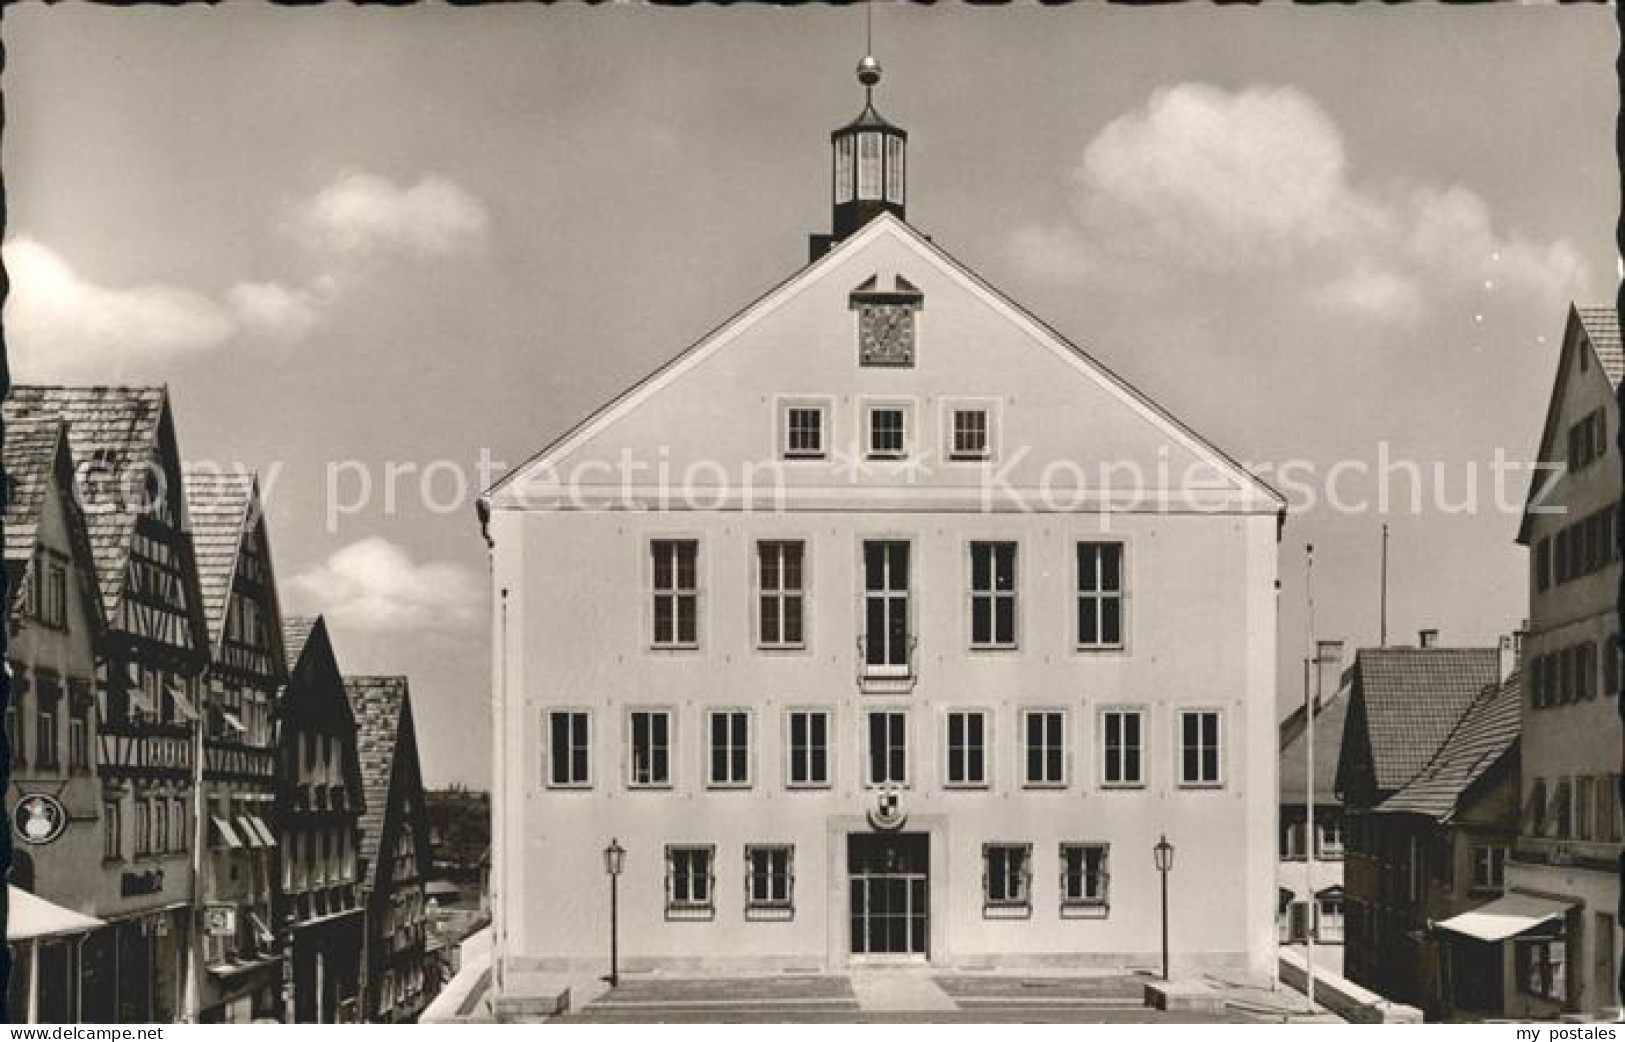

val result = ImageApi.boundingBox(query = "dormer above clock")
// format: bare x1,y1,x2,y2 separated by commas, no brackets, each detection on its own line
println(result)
850,274,923,368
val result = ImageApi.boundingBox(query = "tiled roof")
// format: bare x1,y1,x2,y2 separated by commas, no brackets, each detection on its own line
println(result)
182,464,256,650
1280,681,1350,805
3,416,66,566
282,615,320,672
345,675,412,883
3,386,168,616
1375,670,1521,820
1577,306,1622,389
1354,646,1502,791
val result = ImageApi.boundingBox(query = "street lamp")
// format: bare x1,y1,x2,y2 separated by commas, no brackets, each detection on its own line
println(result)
603,839,625,987
1153,835,1174,981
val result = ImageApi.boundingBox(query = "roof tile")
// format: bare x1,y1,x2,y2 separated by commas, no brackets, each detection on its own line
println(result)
1354,646,1502,791
1375,670,1521,819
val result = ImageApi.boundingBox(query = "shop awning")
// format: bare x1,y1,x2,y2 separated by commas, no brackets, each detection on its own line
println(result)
7,887,104,941
1434,893,1575,943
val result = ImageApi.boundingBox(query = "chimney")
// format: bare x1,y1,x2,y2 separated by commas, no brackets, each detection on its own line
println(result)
1315,639,1345,706
1418,628,1439,649
1503,621,1529,680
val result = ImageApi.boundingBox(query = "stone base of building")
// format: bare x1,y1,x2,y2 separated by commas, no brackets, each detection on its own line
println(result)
503,950,1256,981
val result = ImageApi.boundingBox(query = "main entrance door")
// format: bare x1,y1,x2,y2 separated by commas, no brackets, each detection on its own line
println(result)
848,832,928,958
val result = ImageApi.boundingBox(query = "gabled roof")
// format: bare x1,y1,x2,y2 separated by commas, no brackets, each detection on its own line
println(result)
1375,670,1521,821
3,416,106,632
1280,679,1350,805
1576,307,1623,389
485,213,1284,515
1346,646,1502,793
181,464,257,650
3,416,69,566
4,386,170,616
345,675,426,886
282,615,320,673
1518,304,1621,544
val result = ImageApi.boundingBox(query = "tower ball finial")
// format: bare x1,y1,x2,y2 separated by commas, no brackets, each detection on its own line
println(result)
857,55,882,88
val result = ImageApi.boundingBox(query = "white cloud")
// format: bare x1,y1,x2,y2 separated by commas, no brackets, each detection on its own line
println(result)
285,537,482,635
4,237,238,381
226,280,323,342
294,171,489,260
1012,83,1589,322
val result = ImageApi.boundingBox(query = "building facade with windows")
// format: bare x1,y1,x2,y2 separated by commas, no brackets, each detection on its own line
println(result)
4,416,112,1022
1368,668,1521,1020
1277,642,1348,971
277,616,366,1023
480,59,1285,994
1510,304,1624,1017
346,676,436,1022
183,466,288,1022
7,386,212,1023
1338,642,1502,1004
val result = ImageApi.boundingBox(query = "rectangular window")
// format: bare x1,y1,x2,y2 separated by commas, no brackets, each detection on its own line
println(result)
628,710,671,788
745,845,794,912
1536,537,1552,592
950,409,990,460
787,710,830,788
666,845,714,915
1472,846,1507,891
862,541,911,676
1519,938,1568,1002
35,699,59,770
1602,774,1623,843
1022,710,1066,787
983,843,1032,910
4,694,19,766
42,560,68,629
945,711,987,787
1317,895,1345,943
1575,776,1594,840
969,542,1017,649
103,801,121,860
708,710,750,787
756,541,806,649
546,711,591,788
867,407,907,459
1178,710,1222,786
1060,843,1110,908
1318,820,1344,858
134,799,152,856
783,406,826,459
171,798,187,853
1101,709,1144,787
1076,542,1125,649
69,710,89,770
650,539,699,649
866,710,907,786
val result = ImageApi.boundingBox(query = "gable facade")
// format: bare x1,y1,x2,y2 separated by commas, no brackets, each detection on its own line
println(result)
483,76,1282,991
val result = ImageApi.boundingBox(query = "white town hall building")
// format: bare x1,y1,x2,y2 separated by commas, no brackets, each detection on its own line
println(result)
479,56,1286,997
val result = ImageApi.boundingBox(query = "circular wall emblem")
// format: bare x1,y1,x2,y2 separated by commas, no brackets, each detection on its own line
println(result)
13,793,68,845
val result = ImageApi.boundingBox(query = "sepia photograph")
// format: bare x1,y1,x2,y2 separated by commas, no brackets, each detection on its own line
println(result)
0,1,1619,1029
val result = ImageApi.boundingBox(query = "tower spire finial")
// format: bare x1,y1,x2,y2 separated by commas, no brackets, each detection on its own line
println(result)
857,1,881,103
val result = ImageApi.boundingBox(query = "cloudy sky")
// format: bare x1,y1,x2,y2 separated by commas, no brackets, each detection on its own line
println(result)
5,6,1617,787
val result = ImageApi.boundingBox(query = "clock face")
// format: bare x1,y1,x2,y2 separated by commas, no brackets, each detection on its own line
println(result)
859,304,916,367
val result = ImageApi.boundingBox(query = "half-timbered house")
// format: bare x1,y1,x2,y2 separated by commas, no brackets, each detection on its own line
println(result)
344,676,436,1022
278,616,366,1023
183,465,287,1022
4,416,108,1021
6,386,212,1022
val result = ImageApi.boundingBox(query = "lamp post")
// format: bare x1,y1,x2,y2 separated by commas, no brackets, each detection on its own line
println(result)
602,839,625,988
1153,834,1174,981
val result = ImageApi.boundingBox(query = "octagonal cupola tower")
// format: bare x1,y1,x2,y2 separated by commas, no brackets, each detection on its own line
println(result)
830,53,906,239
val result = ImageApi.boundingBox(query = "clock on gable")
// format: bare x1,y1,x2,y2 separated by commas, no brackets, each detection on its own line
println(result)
850,274,923,368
